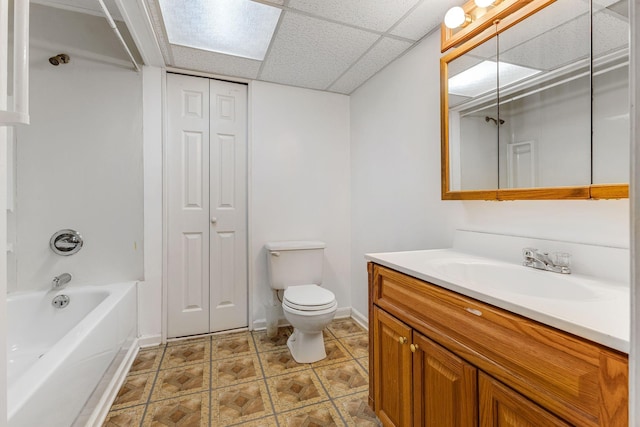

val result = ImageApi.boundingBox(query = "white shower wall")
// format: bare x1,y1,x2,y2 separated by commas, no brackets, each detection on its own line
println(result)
13,45,143,292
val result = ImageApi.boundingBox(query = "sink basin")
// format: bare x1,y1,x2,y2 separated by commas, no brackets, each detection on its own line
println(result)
428,258,601,300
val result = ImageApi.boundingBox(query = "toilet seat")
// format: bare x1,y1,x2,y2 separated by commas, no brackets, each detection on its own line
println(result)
283,285,336,311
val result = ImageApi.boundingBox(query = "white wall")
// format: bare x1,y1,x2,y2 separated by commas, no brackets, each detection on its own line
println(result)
350,32,463,319
138,66,163,341
593,65,630,184
14,29,143,292
0,129,8,427
350,28,630,321
250,81,351,327
459,199,629,248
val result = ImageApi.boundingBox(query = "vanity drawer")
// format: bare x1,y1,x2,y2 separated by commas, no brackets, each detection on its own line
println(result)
371,264,628,427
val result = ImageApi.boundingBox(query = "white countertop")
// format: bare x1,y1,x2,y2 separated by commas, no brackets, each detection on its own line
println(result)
365,249,629,353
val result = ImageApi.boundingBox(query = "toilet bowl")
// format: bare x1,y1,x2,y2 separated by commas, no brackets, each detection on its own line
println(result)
282,284,337,363
265,240,337,363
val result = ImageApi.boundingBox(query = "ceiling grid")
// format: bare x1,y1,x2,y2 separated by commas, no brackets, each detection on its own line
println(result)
35,0,466,94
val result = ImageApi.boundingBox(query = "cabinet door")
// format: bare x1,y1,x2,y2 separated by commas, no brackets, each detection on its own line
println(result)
373,307,413,427
412,332,477,427
479,372,572,427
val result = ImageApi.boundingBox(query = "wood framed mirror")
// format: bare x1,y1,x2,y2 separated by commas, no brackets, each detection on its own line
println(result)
441,0,629,200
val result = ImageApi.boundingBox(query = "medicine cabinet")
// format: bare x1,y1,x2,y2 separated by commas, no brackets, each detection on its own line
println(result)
441,0,629,200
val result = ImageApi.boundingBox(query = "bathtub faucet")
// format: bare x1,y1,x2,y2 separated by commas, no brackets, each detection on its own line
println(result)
52,273,72,290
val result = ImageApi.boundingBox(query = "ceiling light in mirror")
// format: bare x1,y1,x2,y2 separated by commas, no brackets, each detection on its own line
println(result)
158,0,281,61
448,60,541,98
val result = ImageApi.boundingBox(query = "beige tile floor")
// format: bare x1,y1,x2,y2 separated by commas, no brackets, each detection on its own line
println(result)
103,318,379,427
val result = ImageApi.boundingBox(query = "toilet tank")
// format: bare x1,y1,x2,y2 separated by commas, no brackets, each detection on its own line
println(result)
265,241,325,290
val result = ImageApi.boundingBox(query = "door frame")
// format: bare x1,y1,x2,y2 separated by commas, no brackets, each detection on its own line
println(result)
160,68,255,343
506,140,537,188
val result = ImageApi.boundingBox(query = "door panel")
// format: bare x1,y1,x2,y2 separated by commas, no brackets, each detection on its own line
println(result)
167,74,211,338
412,332,477,427
479,372,571,427
373,307,412,427
181,232,205,309
209,80,248,332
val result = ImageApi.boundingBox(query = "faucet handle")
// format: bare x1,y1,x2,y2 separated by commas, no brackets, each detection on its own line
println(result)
550,252,571,268
522,247,537,258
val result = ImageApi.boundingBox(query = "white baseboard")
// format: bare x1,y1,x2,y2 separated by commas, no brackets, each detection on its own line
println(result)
85,339,140,427
350,308,369,331
252,306,353,330
252,317,293,331
138,334,162,348
334,306,352,320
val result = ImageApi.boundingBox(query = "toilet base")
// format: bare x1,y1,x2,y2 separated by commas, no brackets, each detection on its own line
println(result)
287,328,327,363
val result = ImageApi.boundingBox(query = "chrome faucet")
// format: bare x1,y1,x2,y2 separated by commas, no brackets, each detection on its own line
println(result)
522,248,571,274
52,273,72,290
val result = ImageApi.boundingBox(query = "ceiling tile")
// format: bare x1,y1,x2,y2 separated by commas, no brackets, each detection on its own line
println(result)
391,0,462,41
500,0,590,70
448,49,495,78
593,0,622,7
593,11,629,58
259,12,379,90
498,0,590,71
171,45,261,79
287,0,419,32
329,37,413,94
498,16,591,71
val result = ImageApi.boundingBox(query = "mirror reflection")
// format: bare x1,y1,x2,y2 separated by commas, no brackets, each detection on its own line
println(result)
593,0,629,184
448,38,498,191
497,0,591,189
446,0,629,193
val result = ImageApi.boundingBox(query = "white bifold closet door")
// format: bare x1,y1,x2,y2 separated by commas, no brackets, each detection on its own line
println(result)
167,73,248,338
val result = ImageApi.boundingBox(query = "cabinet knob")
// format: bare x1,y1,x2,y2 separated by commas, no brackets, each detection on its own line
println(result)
398,336,408,345
410,343,419,353
211,217,218,224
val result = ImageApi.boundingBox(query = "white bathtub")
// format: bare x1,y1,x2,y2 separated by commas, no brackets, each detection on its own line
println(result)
7,282,137,427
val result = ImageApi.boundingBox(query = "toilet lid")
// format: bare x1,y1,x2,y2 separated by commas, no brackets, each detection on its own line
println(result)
284,285,336,311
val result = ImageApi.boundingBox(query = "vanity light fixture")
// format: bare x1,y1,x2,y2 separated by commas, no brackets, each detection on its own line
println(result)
441,0,530,52
444,0,504,30
444,6,472,29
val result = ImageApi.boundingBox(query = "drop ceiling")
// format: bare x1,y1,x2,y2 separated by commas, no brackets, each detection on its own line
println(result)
33,0,464,94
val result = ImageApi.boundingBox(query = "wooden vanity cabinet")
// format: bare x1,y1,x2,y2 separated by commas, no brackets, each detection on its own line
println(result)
479,372,570,427
372,307,412,426
412,327,478,427
372,306,478,427
368,262,629,427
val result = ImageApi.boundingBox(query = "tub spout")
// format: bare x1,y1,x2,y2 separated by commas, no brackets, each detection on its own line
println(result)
52,273,72,290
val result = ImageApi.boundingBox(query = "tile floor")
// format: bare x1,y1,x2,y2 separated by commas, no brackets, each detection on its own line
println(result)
103,318,379,426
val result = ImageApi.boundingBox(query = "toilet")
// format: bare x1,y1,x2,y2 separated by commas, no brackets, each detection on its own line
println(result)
265,241,337,363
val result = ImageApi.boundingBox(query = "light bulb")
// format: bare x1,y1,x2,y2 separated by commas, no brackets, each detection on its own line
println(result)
474,0,496,7
444,7,470,29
